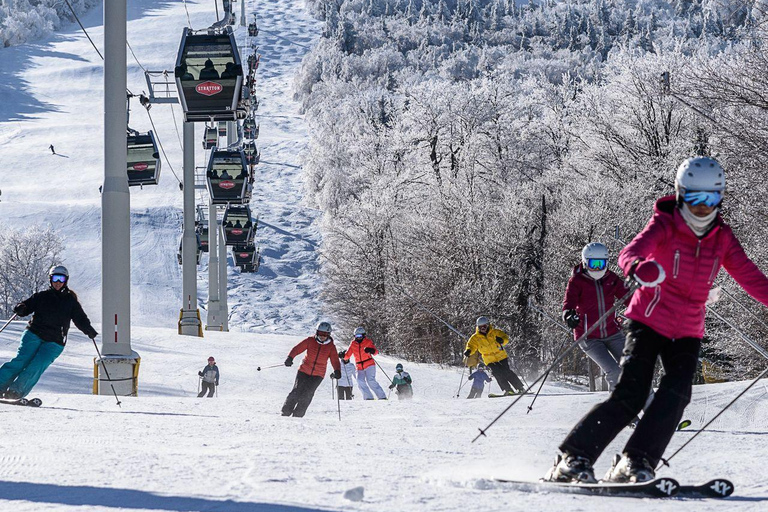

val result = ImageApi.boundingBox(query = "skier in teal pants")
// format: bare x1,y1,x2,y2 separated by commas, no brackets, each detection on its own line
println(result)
0,265,98,399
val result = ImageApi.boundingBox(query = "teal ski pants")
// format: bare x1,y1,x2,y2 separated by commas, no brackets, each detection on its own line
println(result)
0,330,63,398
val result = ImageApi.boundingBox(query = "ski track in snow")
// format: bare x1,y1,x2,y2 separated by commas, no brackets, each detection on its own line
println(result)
1,1,768,511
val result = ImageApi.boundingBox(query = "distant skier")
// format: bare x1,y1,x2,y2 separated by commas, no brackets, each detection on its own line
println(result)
197,357,219,398
336,350,355,400
467,364,492,399
546,156,768,484
49,144,55,155
344,327,387,400
282,321,341,417
464,317,524,396
388,363,413,399
562,242,629,390
0,265,98,400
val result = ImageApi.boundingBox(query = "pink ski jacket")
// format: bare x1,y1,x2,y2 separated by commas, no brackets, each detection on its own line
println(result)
562,266,628,340
619,196,768,340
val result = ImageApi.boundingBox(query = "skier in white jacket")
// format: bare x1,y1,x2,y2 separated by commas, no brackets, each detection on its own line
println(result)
336,350,356,400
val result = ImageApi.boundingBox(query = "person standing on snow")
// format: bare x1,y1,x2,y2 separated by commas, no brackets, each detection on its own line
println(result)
197,357,219,398
546,156,768,484
282,322,341,417
562,242,630,390
467,363,492,399
336,350,356,400
344,327,387,400
388,363,413,399
464,317,524,396
0,265,98,400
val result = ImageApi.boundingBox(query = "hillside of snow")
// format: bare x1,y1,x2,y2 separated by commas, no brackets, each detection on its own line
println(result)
0,1,767,511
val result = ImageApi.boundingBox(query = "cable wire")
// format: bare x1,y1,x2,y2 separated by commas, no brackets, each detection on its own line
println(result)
183,0,193,28
64,0,103,60
126,40,147,72
145,108,183,186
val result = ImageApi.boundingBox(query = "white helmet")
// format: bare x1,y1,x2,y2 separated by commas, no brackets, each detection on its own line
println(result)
353,327,366,338
675,156,725,206
316,321,332,334
49,265,69,278
476,316,490,327
581,243,609,280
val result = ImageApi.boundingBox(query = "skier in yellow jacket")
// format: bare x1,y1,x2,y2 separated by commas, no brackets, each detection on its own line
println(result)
464,316,524,396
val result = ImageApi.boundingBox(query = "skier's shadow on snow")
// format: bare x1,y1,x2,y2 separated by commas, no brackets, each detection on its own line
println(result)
0,481,334,511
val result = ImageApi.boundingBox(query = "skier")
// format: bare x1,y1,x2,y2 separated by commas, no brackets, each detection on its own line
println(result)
467,363,492,399
388,363,413,399
197,357,219,398
336,350,356,400
344,327,387,400
546,156,768,484
281,321,341,417
49,144,55,155
463,317,524,396
0,265,98,400
562,242,629,390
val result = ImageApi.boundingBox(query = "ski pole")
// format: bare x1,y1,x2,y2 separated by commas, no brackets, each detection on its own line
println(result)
198,376,201,396
256,363,285,371
472,284,637,442
455,366,466,398
0,314,18,335
372,357,393,385
659,364,768,470
90,336,122,407
335,376,341,422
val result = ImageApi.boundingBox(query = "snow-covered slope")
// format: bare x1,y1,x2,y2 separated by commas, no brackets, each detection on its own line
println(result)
1,322,767,511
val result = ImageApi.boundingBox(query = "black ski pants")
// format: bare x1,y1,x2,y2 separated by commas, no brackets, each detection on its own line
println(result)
560,320,700,467
337,386,353,400
282,371,324,417
198,381,216,398
467,387,483,399
487,359,524,393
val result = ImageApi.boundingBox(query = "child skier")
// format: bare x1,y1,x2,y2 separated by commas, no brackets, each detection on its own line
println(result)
336,350,356,400
546,156,768,484
388,363,413,399
282,322,341,417
344,327,387,400
463,317,524,396
0,265,98,400
197,357,219,398
562,242,629,390
467,364,492,399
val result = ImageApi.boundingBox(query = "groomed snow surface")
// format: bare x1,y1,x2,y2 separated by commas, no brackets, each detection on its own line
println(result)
0,0,767,511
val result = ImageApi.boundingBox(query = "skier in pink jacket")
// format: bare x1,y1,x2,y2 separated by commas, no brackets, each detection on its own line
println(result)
546,156,768,485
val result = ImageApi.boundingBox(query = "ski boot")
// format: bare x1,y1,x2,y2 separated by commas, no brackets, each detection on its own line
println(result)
2,390,21,400
543,453,597,483
603,453,655,483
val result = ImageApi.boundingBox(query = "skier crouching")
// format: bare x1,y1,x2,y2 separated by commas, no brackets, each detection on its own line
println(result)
0,265,98,399
464,317,524,396
546,156,768,484
281,321,341,417
388,363,413,399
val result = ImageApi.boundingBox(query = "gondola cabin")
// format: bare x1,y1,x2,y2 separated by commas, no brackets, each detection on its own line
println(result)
196,221,209,252
177,234,203,265
222,204,254,245
203,126,217,149
232,243,257,266
127,131,161,186
175,27,244,122
218,122,228,138
243,142,258,165
248,22,258,37
206,148,250,204
243,117,258,139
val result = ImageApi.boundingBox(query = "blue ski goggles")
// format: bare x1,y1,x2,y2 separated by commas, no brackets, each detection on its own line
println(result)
586,258,607,271
683,190,722,208
51,274,67,283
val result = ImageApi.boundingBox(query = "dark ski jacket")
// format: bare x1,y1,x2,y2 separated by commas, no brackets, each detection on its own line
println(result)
13,287,98,345
562,265,627,340
468,369,492,389
199,364,219,385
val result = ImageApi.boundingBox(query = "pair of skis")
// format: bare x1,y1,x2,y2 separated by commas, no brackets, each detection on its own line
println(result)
0,397,42,407
496,477,734,499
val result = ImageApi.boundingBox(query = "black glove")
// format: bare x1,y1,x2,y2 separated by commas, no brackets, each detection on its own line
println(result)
331,369,341,380
12,303,28,317
89,332,99,340
198,371,203,377
495,336,504,344
364,347,376,354
284,356,293,367
463,349,472,357
563,309,580,329
389,384,395,389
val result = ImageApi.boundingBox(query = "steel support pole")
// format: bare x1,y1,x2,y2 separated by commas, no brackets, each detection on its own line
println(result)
100,0,138,396
218,224,229,331
180,122,202,336
240,0,246,26
206,201,222,330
